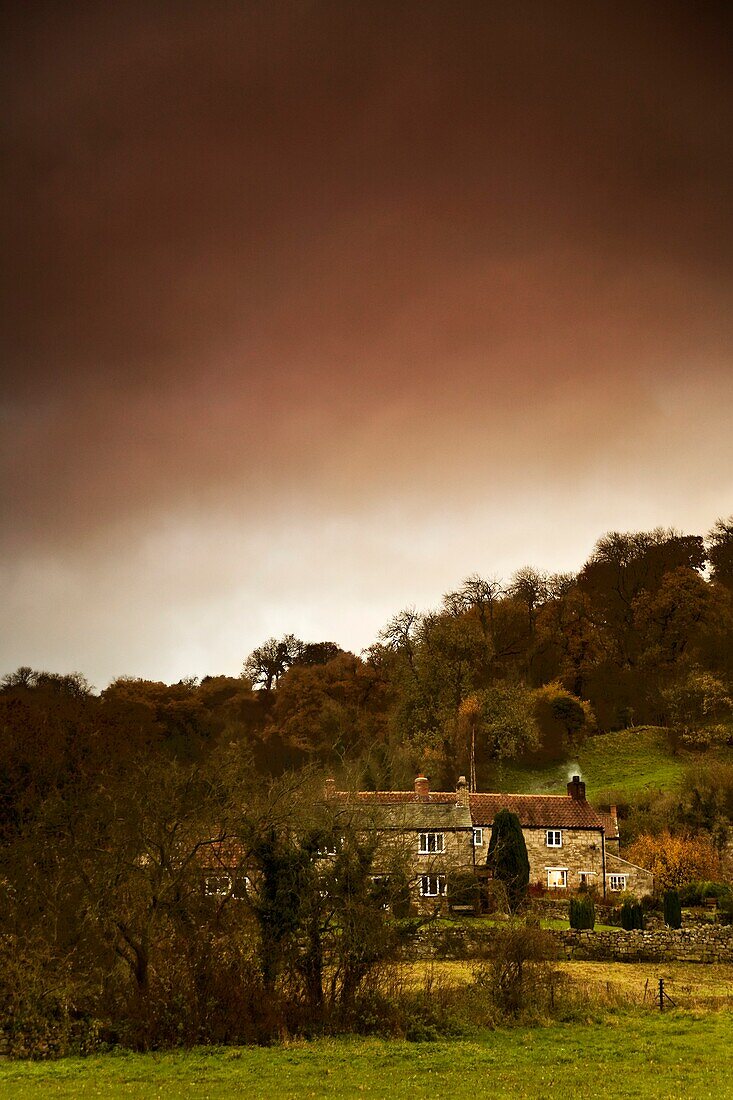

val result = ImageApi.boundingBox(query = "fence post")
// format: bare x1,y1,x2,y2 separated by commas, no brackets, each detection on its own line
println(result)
659,979,664,1012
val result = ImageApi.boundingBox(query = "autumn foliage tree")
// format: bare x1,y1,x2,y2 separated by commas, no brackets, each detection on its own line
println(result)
626,831,722,892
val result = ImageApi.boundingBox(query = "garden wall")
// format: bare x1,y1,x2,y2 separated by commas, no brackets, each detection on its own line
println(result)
403,923,733,964
557,926,733,963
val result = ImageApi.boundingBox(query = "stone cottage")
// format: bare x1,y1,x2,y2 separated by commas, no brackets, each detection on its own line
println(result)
327,774,652,908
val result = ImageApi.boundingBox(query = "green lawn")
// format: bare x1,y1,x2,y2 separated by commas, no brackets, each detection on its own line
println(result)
1,1013,729,1099
488,727,730,801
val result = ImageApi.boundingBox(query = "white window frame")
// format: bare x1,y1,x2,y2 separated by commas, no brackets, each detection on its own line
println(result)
609,874,627,892
206,873,249,899
317,835,345,858
205,873,232,897
420,874,447,897
546,829,563,848
418,831,445,854
546,868,568,889
473,827,484,847
578,871,596,886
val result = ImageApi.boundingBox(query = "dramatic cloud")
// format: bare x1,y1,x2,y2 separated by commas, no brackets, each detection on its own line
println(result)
2,2,732,684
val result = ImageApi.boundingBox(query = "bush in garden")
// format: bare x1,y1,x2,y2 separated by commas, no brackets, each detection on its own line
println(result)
718,893,733,925
569,895,595,930
663,889,682,929
620,900,645,930
448,871,481,914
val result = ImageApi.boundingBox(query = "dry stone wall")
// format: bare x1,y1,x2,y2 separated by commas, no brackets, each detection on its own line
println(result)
557,926,733,963
402,922,733,963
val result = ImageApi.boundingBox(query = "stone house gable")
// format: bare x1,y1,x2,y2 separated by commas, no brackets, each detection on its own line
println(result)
328,777,474,909
605,851,654,896
467,778,607,896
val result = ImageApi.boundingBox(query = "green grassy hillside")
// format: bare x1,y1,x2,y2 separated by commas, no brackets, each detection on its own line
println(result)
486,727,732,802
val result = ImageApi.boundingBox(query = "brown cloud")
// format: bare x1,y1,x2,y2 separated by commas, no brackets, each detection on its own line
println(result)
1,2,732,681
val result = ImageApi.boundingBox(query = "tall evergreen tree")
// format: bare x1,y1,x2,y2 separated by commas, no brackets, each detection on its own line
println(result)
487,809,530,911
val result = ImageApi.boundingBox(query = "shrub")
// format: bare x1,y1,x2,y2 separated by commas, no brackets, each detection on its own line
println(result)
0,937,100,1059
569,895,595,930
679,880,731,906
718,894,733,925
473,922,558,1019
448,871,481,914
620,901,644,931
663,890,682,929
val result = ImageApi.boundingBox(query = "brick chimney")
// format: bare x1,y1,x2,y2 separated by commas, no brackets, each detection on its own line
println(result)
456,774,469,806
324,777,336,798
414,775,429,797
567,775,586,801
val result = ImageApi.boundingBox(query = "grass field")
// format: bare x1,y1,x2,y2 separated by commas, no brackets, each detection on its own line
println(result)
398,959,733,1010
488,726,732,801
1,1012,730,1099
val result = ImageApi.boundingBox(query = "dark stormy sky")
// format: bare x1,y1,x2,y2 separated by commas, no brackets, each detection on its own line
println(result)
2,1,732,686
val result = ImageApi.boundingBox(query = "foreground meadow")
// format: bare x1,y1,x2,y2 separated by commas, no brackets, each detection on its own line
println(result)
399,958,733,1009
0,1011,730,1099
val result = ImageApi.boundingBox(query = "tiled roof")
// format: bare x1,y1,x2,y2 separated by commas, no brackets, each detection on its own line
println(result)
331,791,471,829
332,789,606,830
341,791,460,805
468,792,606,830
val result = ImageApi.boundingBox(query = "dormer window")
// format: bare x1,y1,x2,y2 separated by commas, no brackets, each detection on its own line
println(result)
546,830,562,848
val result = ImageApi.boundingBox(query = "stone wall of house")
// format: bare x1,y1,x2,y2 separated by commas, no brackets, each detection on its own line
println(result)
522,827,605,893
399,922,733,963
375,827,475,912
605,851,654,897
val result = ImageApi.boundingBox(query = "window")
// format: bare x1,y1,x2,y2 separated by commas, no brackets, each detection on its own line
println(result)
418,832,445,854
473,827,484,847
546,868,568,889
317,836,345,857
609,874,627,892
205,873,249,899
578,872,596,888
420,874,447,897
546,830,562,848
205,874,232,897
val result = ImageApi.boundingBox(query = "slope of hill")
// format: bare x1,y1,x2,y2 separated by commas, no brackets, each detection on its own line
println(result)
487,727,732,802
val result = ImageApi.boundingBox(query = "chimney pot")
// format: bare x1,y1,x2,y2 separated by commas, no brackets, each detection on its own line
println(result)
567,775,586,801
414,775,429,797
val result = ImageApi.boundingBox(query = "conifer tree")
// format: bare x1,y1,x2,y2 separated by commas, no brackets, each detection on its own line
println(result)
487,809,530,912
664,889,682,929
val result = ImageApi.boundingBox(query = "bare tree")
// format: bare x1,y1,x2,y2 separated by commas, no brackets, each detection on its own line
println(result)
242,634,303,692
